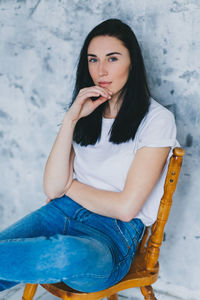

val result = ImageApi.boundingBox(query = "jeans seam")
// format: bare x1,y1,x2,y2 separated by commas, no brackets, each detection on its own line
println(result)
74,207,85,220
80,211,91,222
63,217,69,235
138,225,146,243
62,272,109,280
108,251,132,281
129,221,142,235
113,219,130,251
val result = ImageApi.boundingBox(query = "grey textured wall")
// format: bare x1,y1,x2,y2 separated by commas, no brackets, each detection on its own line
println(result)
0,0,200,299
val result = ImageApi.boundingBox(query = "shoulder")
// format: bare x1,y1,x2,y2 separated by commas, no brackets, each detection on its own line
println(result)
136,98,177,149
147,97,175,121
139,97,176,130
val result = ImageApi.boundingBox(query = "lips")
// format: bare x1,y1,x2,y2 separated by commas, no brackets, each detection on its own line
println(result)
98,81,112,87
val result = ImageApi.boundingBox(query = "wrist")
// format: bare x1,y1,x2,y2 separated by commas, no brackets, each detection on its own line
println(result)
63,112,78,127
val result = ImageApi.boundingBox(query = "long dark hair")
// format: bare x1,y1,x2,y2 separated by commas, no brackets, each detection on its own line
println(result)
69,18,150,146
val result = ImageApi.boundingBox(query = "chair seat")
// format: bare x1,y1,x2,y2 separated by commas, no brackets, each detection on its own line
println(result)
40,252,159,300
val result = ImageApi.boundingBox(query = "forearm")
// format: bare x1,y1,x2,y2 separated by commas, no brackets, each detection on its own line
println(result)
43,112,77,199
66,180,130,221
66,147,170,222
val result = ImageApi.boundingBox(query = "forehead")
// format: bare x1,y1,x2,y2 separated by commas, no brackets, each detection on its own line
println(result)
87,35,128,54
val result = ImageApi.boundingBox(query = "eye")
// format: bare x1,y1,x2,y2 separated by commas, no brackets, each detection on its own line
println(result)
109,57,118,62
88,58,98,63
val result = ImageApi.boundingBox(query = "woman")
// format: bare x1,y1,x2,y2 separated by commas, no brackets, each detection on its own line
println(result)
0,19,178,293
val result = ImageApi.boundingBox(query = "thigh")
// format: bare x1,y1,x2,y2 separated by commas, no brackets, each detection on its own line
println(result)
0,231,113,286
0,201,68,241
73,208,145,259
61,217,143,293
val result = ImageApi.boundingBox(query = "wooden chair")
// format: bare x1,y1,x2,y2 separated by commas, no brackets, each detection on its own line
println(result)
22,147,185,300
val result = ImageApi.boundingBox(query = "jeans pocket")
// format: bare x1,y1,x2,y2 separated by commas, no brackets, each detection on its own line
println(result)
112,219,132,253
128,218,145,246
74,208,92,222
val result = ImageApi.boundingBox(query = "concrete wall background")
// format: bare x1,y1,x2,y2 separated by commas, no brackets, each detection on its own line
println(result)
0,0,199,299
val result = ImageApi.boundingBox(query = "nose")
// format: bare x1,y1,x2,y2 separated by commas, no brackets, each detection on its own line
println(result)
98,61,108,77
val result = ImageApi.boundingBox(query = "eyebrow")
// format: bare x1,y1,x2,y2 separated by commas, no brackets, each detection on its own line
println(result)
87,52,122,57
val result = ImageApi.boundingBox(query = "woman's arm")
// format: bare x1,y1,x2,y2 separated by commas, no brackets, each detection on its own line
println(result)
43,86,111,199
43,113,76,199
66,146,170,222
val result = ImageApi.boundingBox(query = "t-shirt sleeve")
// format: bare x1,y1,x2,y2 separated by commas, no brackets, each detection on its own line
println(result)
137,108,177,149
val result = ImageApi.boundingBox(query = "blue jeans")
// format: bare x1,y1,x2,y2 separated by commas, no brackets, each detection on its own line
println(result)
0,195,145,293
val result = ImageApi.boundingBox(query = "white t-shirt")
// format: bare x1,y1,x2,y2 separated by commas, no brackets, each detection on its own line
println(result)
72,98,179,226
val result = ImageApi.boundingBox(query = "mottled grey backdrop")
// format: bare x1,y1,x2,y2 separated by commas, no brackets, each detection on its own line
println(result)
0,0,199,299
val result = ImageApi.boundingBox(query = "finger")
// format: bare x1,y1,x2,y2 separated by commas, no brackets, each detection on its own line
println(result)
93,86,112,97
80,88,109,99
78,92,110,105
78,91,101,103
96,86,112,95
80,86,111,98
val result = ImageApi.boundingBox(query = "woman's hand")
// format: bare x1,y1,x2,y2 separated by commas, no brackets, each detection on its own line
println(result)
67,86,112,122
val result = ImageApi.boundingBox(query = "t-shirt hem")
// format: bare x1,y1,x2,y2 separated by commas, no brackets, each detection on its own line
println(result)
137,139,175,149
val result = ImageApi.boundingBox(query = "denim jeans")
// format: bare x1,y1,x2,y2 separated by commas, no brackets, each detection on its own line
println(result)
0,195,145,293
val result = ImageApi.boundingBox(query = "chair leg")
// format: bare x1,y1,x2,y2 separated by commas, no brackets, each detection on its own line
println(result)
107,294,118,300
140,285,157,300
22,283,38,300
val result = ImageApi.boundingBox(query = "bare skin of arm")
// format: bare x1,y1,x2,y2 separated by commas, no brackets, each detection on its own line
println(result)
66,146,170,222
43,86,112,199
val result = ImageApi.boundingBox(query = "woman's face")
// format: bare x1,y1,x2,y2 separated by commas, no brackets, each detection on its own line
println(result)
87,35,131,98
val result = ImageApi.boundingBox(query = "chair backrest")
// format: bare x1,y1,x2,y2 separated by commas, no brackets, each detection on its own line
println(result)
139,147,185,271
